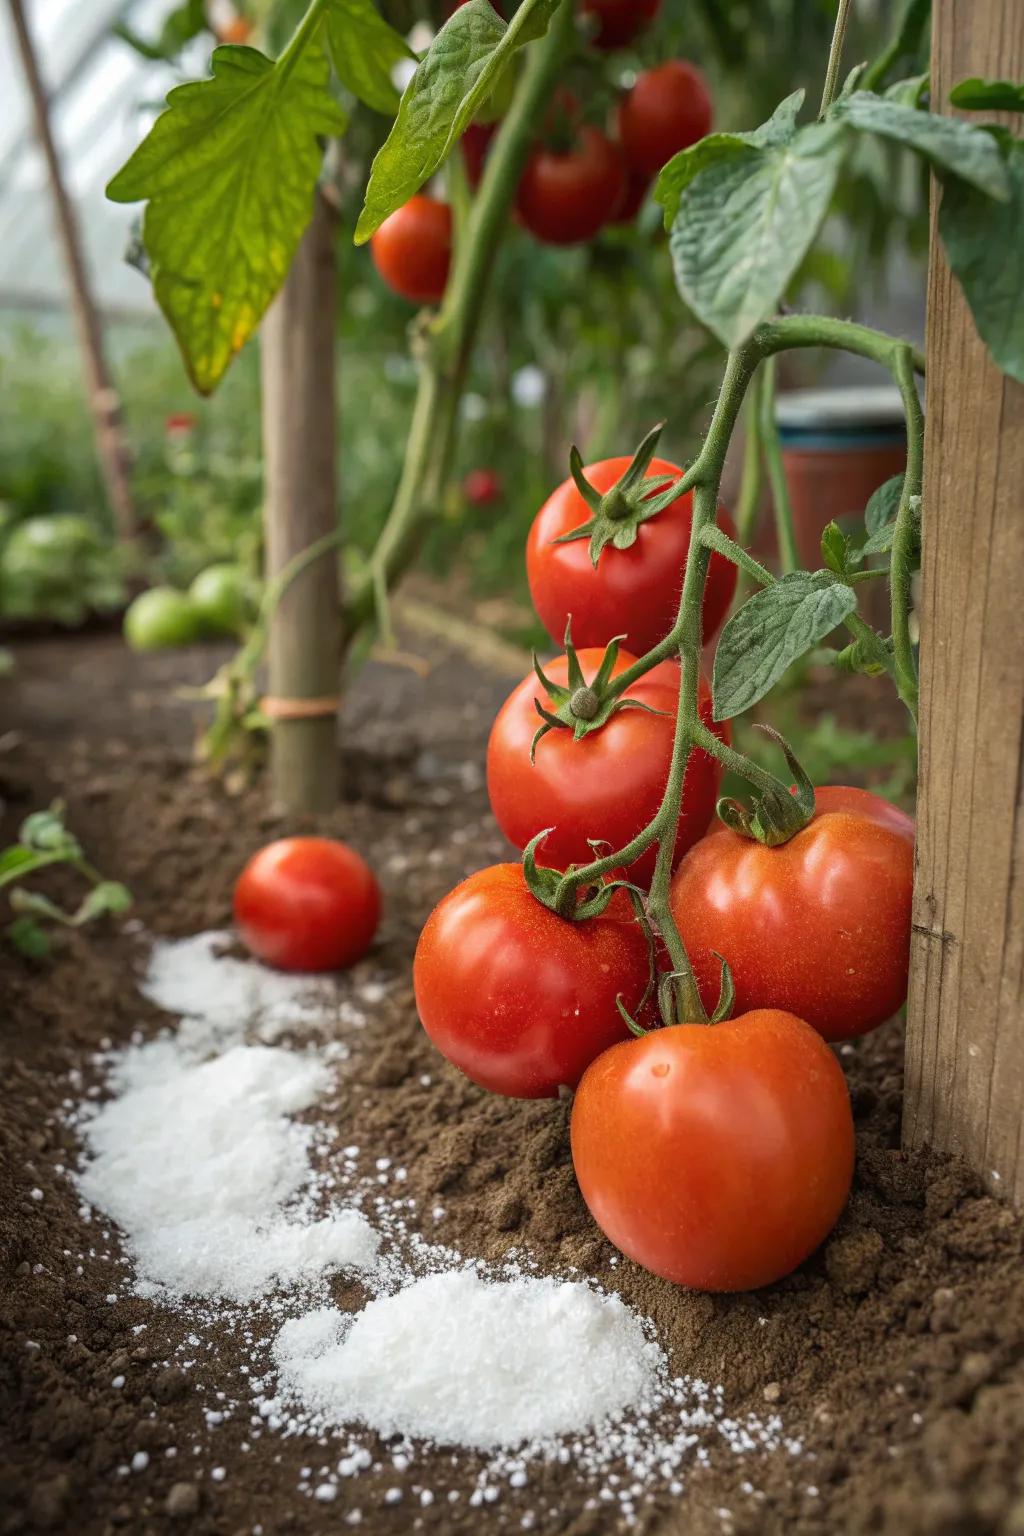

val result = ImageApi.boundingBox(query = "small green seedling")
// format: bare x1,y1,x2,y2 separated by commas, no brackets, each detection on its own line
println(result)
0,803,132,958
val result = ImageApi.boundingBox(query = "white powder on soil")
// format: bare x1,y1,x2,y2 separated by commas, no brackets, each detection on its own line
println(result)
140,929,342,1039
77,1035,378,1302
271,1270,662,1449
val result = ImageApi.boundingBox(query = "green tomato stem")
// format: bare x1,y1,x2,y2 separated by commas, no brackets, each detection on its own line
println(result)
759,355,800,576
818,0,854,118
343,0,573,640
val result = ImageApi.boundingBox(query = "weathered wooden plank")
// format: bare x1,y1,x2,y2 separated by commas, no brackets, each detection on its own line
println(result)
904,0,1024,1202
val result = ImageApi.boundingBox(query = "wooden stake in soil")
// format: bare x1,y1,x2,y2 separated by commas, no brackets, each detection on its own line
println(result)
260,189,341,817
904,1,1024,1204
7,0,137,541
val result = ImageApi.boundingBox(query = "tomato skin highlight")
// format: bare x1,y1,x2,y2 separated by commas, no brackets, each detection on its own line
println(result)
669,786,915,1042
234,837,381,973
571,1009,855,1291
516,127,627,246
580,0,660,49
618,60,714,179
486,649,727,886
413,862,650,1098
526,455,738,654
370,196,452,304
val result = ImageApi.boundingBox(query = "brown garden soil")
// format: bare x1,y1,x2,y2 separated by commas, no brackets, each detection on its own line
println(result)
1,631,1023,1536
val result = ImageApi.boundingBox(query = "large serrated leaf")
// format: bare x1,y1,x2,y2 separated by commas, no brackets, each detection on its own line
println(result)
712,572,858,721
354,0,557,243
940,137,1024,385
654,90,805,228
669,122,847,350
107,39,346,395
325,0,414,114
831,91,1011,199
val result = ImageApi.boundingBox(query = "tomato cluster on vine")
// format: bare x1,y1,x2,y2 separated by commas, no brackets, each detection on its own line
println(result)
371,3,713,301
412,424,916,1295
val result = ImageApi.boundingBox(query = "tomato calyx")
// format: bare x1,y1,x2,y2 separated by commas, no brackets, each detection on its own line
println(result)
552,422,688,567
529,622,669,762
716,726,817,847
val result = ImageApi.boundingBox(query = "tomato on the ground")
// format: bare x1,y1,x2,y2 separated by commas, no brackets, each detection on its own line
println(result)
618,61,714,179
487,649,727,886
580,0,660,49
571,1009,855,1290
123,587,204,651
413,862,650,1098
189,563,255,637
669,786,915,1041
234,837,381,973
371,196,452,305
516,128,627,245
526,455,737,654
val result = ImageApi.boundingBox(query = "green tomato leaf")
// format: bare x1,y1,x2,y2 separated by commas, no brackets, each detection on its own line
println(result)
6,915,50,959
74,881,135,924
325,0,414,115
0,845,42,882
884,73,929,108
820,521,850,575
712,572,858,721
107,38,347,394
355,0,557,243
950,78,1024,114
830,91,1011,200
20,805,77,856
655,89,805,228
865,473,905,536
854,520,897,562
940,137,1024,384
669,122,847,350
113,0,208,64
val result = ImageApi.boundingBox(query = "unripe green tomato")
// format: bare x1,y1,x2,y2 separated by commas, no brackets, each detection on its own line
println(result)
189,562,255,636
124,587,204,650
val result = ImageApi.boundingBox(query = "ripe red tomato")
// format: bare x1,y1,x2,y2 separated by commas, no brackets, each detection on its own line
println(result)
618,61,714,179
516,127,627,245
526,456,738,654
669,786,915,1041
571,1009,855,1290
413,862,650,1097
580,0,660,49
234,837,381,973
370,196,452,304
487,649,727,886
463,467,503,507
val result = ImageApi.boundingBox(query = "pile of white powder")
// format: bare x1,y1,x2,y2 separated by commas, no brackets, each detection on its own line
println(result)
58,928,798,1522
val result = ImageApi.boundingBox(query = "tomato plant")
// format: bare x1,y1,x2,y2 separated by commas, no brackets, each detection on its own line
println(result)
669,786,914,1041
516,127,627,246
526,438,737,654
371,196,452,304
579,0,660,50
618,61,713,179
234,837,381,973
487,645,726,885
413,862,650,1098
571,1009,855,1290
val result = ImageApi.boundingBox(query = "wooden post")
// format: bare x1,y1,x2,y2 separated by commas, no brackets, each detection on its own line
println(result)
903,0,1024,1203
261,189,341,817
7,0,137,540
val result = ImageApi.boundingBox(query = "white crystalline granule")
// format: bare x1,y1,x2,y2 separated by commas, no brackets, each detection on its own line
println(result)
272,1269,663,1449
140,930,339,1039
77,1040,378,1302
